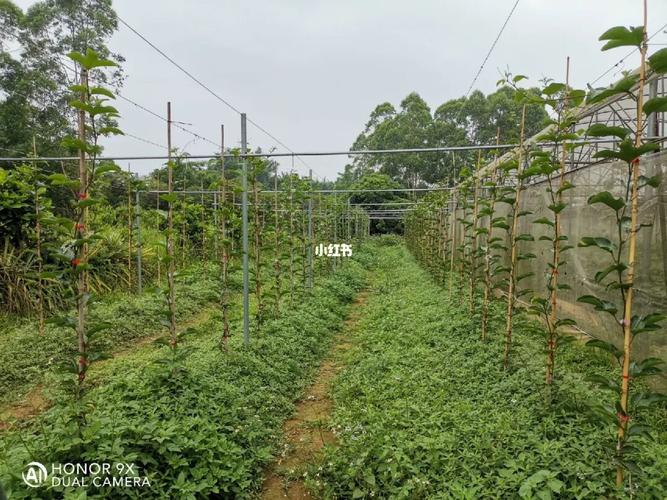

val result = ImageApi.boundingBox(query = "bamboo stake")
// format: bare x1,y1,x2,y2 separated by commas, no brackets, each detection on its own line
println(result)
127,165,133,290
75,67,89,408
470,151,481,314
481,128,501,340
449,192,458,298
503,104,527,371
201,179,206,259
156,172,161,282
546,57,571,386
33,136,44,335
617,2,648,487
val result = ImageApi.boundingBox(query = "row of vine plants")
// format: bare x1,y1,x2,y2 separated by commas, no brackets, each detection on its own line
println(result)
405,10,667,491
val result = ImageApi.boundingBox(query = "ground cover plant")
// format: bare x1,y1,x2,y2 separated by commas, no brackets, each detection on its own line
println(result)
314,244,667,499
0,262,226,408
0,246,373,498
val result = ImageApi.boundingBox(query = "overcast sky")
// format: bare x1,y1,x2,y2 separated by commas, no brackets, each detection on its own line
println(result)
13,0,667,179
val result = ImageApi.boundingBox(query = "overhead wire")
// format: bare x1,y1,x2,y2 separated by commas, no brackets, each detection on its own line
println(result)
116,15,322,178
587,22,667,87
457,0,521,107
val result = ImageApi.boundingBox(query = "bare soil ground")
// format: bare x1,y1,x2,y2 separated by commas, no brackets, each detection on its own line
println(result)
261,291,368,500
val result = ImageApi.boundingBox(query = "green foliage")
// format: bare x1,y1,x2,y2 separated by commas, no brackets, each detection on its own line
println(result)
598,26,644,51
0,249,370,498
348,88,548,187
313,245,667,499
575,21,667,487
0,263,223,407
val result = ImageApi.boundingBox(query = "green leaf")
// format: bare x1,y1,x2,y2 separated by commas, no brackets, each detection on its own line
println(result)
593,139,660,163
587,74,639,104
594,263,627,283
586,123,629,140
598,26,644,51
68,48,118,70
160,193,178,203
543,82,566,96
586,338,623,359
643,96,667,116
587,191,625,211
90,86,115,99
579,236,617,254
95,164,121,175
639,174,660,189
648,47,667,74
555,318,576,328
631,313,667,335
77,198,98,208
586,374,618,392
556,181,574,194
48,173,79,188
548,202,566,214
577,295,618,316
627,424,653,439
533,217,554,227
99,126,124,136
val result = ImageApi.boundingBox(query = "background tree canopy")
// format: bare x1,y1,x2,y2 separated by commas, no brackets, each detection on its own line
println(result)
345,87,548,188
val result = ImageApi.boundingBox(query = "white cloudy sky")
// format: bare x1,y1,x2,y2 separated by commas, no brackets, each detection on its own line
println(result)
12,0,667,179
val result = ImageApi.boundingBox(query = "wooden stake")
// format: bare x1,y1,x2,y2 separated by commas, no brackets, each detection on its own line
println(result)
33,136,44,335
75,67,89,406
449,192,458,298
546,56,571,386
617,1,648,486
470,151,481,314
481,128,501,341
156,172,161,282
503,104,527,371
127,164,133,290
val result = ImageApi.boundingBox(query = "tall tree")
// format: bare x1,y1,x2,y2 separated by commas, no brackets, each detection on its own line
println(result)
350,88,548,187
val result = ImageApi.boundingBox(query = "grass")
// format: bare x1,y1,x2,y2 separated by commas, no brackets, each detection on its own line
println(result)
312,242,667,499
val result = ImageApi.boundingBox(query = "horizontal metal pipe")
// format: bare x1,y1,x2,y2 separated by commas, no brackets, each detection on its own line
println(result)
0,137,639,163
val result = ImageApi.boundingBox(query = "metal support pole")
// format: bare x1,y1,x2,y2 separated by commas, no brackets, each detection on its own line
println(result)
135,189,142,294
333,190,337,271
347,197,351,241
307,169,313,288
241,113,250,345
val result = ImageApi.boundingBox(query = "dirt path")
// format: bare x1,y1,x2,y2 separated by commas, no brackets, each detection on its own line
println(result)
0,304,219,430
261,290,369,499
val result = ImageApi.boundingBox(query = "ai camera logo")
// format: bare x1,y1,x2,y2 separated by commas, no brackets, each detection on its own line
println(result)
22,462,48,488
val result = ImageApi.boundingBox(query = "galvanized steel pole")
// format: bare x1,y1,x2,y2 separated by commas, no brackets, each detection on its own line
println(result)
135,190,143,294
307,169,313,288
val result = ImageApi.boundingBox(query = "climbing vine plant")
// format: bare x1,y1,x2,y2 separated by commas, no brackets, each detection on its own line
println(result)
504,73,586,389
577,16,667,489
49,48,122,430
